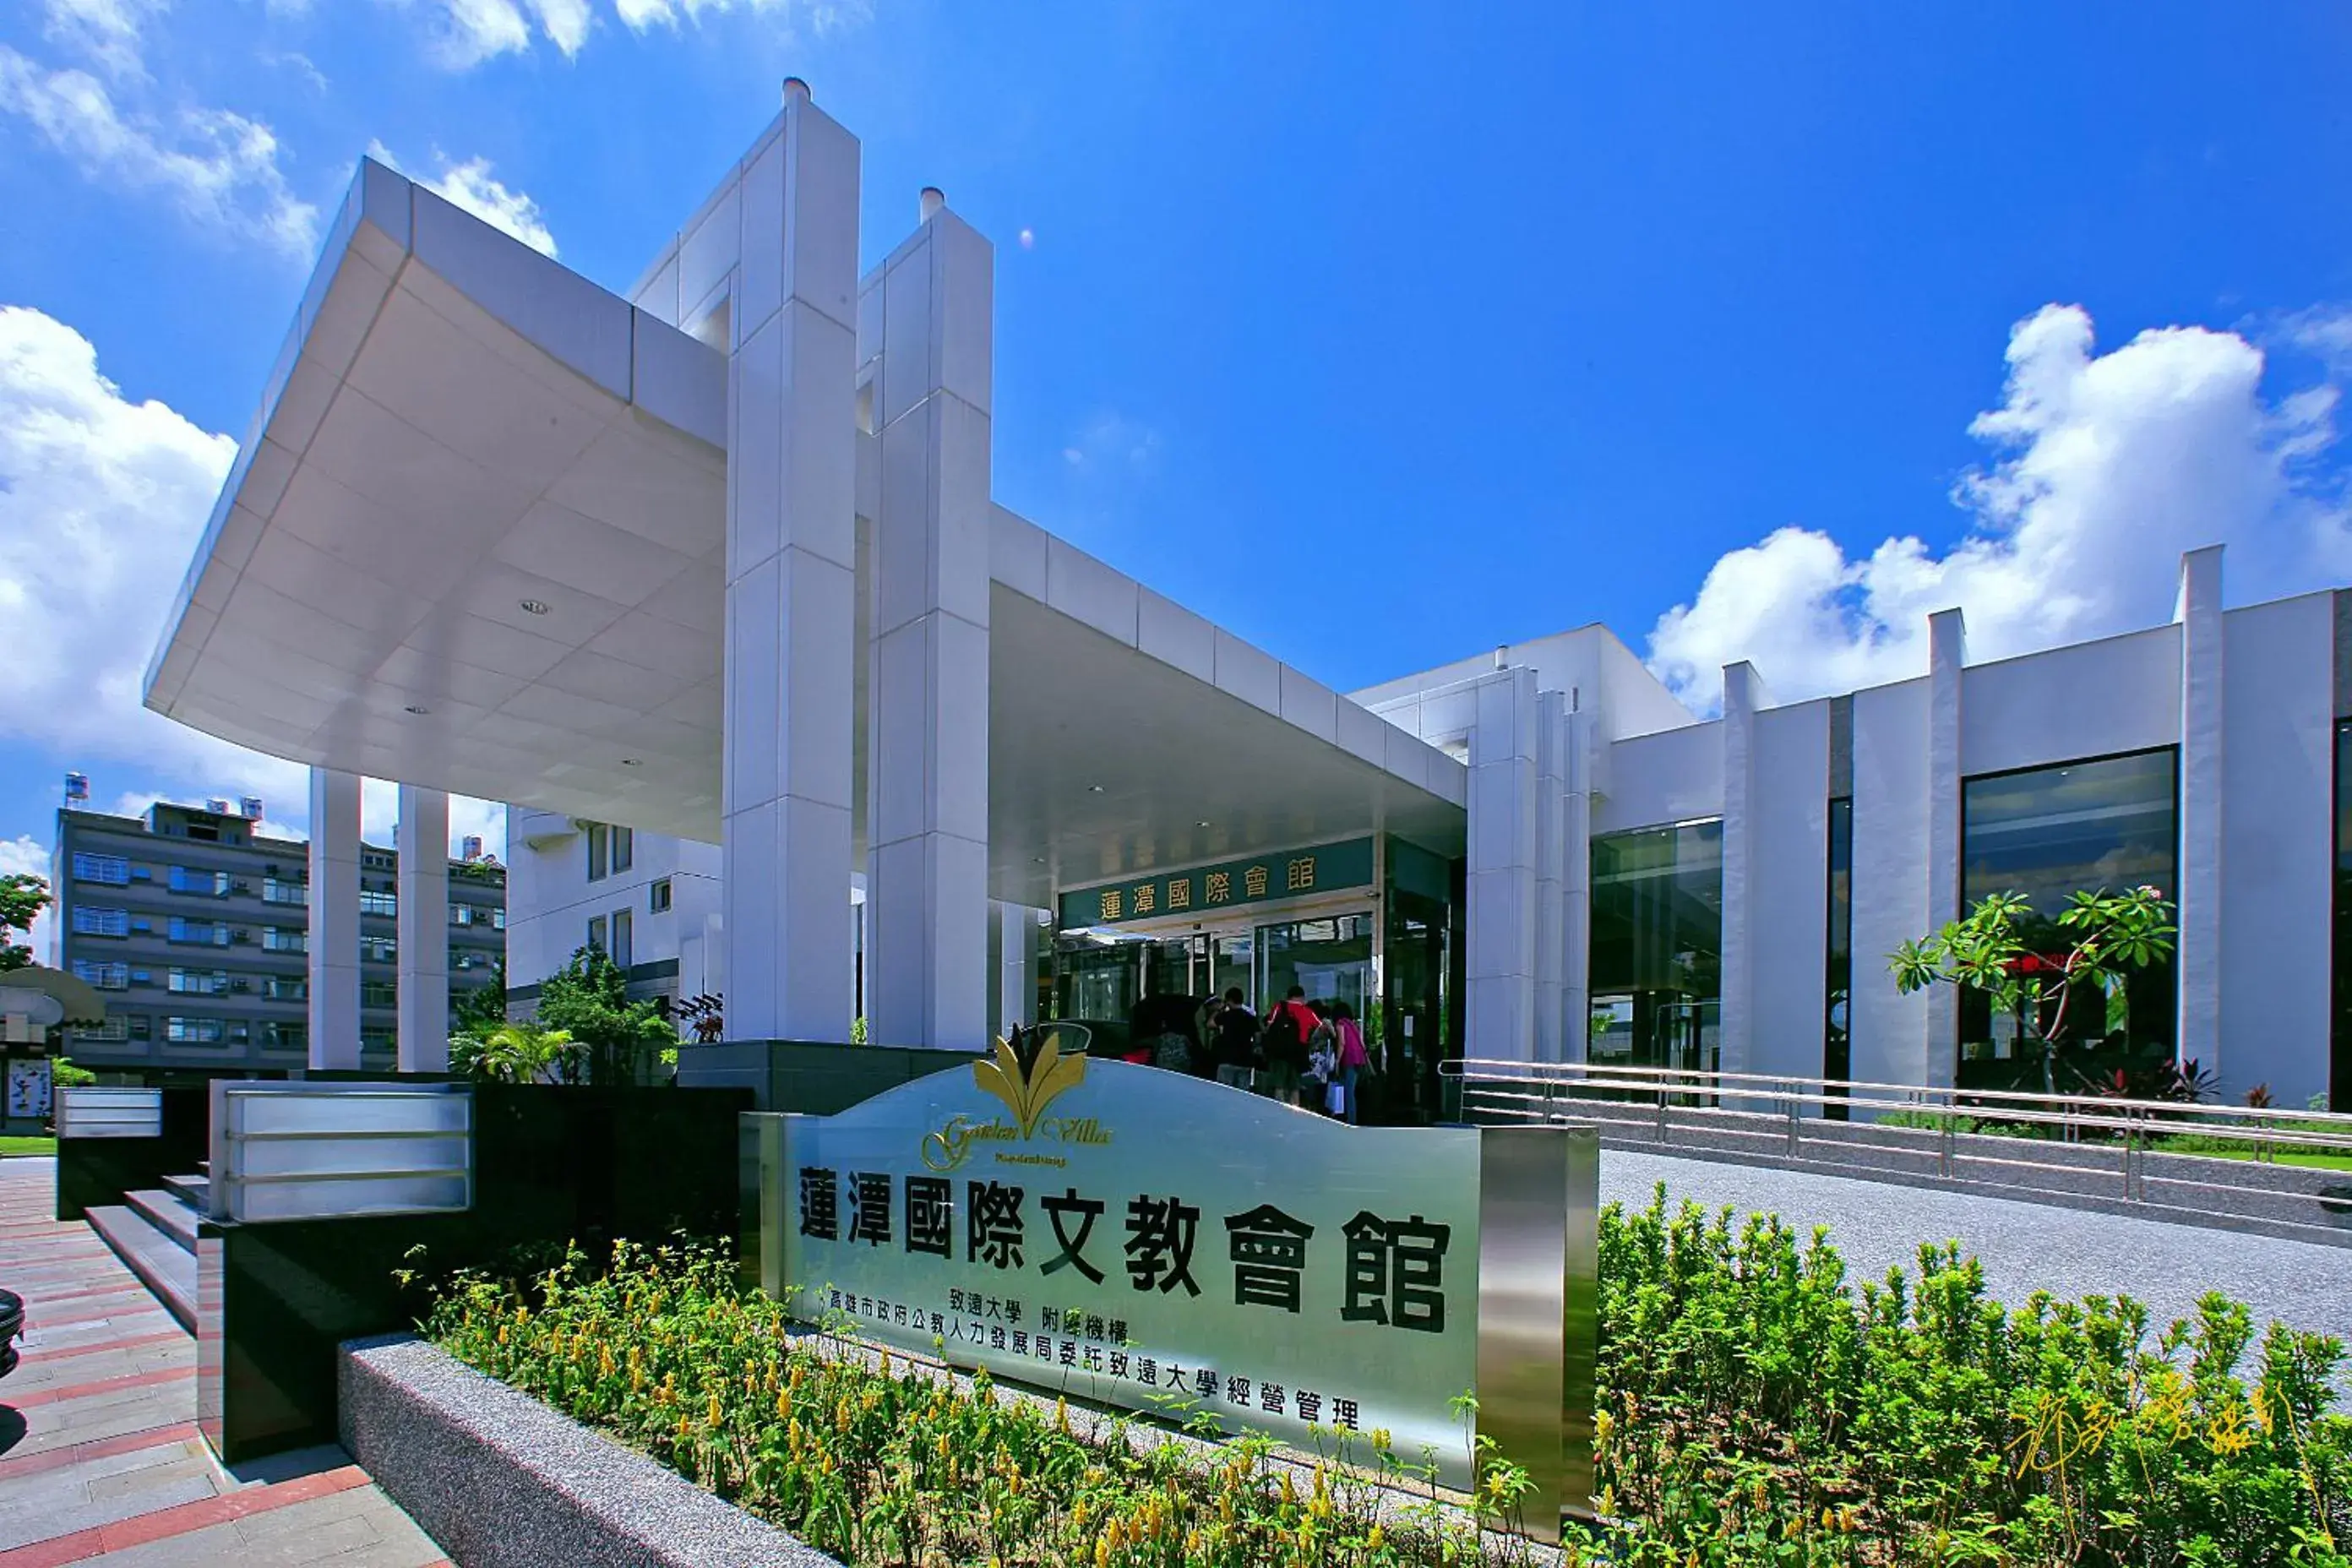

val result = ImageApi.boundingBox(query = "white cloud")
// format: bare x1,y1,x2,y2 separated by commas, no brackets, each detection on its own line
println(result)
1647,303,2349,710
0,836,58,967
368,141,557,256
427,0,592,64
0,46,318,255
613,0,870,35
0,305,508,866
42,0,166,78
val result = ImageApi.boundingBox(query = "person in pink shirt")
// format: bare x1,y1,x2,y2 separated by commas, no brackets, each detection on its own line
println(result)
1329,1000,1369,1124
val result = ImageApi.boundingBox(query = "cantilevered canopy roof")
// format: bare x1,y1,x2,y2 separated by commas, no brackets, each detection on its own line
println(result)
145,161,730,840
149,160,1467,896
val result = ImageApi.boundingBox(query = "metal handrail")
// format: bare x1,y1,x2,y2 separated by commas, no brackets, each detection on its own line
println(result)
1437,1058,2352,1210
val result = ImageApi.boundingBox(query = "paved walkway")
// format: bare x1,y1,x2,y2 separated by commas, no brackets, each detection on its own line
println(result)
1605,1148,2352,1352
0,1160,446,1567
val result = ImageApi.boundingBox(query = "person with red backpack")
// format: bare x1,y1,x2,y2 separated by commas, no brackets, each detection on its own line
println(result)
1258,985,1321,1107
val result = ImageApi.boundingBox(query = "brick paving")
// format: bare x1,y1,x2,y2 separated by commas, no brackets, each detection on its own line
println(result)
0,1160,448,1567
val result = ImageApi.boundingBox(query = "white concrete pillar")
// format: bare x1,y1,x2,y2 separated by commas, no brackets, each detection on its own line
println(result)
1718,662,1770,1079
1465,666,1538,1061
988,902,1037,1043
2175,546,2224,1075
306,767,362,1070
395,785,450,1073
1531,690,1568,1061
1560,708,1594,1063
863,193,994,1051
1925,608,1967,1089
722,79,861,1042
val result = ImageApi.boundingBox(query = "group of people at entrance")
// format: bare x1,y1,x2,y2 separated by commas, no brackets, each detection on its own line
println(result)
1200,987,1369,1123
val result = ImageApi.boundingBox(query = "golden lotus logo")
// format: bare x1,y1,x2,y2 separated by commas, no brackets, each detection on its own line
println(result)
975,1033,1085,1136
922,1029,1109,1172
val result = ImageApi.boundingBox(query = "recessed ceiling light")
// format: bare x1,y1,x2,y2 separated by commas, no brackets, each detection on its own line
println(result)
1032,856,1046,864
520,599,552,615
1195,820,1211,829
621,758,641,766
404,705,430,715
1087,784,1105,793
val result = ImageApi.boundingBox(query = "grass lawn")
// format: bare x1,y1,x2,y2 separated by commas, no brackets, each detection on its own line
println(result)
2151,1138,2352,1171
0,1135,56,1157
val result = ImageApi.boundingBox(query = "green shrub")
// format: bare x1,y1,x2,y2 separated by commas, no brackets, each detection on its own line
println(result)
426,1240,1534,1566
1592,1186,2351,1565
427,1194,2352,1566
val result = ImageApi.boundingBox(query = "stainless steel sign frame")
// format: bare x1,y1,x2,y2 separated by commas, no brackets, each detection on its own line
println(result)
743,1044,1597,1533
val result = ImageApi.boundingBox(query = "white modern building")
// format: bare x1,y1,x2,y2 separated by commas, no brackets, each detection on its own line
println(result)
144,84,2351,1114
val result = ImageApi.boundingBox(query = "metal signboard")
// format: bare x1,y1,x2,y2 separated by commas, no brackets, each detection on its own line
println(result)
1056,837,1375,928
210,1081,472,1222
745,1043,1597,1533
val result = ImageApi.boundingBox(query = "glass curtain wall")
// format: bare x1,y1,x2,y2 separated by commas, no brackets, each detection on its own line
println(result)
1824,798,1853,1117
1957,749,2177,1092
2335,722,2352,1111
1588,819,1723,1073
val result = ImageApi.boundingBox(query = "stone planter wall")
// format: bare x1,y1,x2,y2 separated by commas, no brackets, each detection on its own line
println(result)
339,1334,838,1568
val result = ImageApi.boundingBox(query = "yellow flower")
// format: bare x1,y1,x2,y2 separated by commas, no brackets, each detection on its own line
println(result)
1367,1524,1385,1552
497,1325,509,1345
706,1391,723,1430
598,1346,616,1379
1592,1409,1614,1447
1597,1484,1617,1518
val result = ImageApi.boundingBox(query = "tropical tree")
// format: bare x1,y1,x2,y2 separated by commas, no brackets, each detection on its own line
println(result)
466,1022,581,1084
1890,885,2177,1096
1,872,51,972
533,945,677,1086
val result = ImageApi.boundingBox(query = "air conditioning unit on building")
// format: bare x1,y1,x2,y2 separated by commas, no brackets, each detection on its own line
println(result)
231,880,252,895
230,929,251,945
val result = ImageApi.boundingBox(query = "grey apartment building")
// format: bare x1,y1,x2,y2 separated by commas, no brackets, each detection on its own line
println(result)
52,801,505,1077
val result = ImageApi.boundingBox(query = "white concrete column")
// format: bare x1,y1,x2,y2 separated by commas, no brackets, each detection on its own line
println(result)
1718,662,1771,1079
988,902,1037,1043
1560,708,1594,1063
863,192,994,1051
1531,690,1567,1061
395,785,450,1073
306,767,362,1070
1465,666,1538,1061
2175,545,2224,1074
1925,608,1967,1089
722,79,861,1042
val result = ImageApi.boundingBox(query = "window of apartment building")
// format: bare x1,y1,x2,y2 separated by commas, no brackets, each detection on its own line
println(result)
71,852,130,885
77,1017,131,1043
362,850,395,873
362,1028,395,1053
262,876,306,906
167,968,228,995
165,1016,224,1044
650,877,672,914
1824,798,1853,1117
72,959,130,990
492,907,506,930
360,889,398,919
587,914,608,953
610,826,634,875
168,866,229,896
611,906,634,969
262,926,305,953
265,975,307,1002
168,917,231,946
1587,819,1724,1072
362,979,397,1008
450,902,476,927
1958,749,2177,1092
362,936,397,963
72,906,129,938
586,823,610,881
262,1021,304,1052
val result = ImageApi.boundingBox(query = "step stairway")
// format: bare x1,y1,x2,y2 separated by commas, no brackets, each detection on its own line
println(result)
84,1172,206,1332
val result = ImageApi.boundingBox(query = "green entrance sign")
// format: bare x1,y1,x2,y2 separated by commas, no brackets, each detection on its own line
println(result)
1057,837,1375,929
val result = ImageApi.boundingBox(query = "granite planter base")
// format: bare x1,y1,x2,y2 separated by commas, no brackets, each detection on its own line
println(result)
339,1335,839,1568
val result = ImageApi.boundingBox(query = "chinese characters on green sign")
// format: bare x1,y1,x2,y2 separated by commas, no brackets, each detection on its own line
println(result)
1056,837,1375,928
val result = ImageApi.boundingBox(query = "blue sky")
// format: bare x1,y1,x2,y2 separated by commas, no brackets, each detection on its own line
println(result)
3,1,2349,895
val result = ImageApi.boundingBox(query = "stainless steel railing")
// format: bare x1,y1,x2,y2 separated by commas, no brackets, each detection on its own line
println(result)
1438,1058,2352,1239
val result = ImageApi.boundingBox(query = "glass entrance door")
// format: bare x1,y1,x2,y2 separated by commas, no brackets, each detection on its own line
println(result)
1255,915,1374,1015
